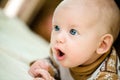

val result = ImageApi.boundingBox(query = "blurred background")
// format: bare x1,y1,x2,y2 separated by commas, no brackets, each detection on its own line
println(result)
0,0,61,80
0,0,61,42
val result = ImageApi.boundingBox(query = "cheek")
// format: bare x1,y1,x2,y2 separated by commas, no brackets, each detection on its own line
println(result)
67,41,97,66
50,35,55,47
50,32,59,49
50,32,55,43
69,37,98,55
82,40,98,52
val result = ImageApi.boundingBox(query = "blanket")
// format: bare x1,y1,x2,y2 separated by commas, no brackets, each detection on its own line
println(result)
0,10,49,80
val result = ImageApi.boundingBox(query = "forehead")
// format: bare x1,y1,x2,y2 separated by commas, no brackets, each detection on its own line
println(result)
53,0,101,28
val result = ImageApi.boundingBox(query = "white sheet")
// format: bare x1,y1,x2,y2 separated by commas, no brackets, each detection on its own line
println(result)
0,10,50,80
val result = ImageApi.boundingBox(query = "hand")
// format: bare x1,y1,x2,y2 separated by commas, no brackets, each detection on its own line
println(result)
33,69,55,80
28,59,51,78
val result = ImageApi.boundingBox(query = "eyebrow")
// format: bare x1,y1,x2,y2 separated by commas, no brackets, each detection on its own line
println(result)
69,24,80,29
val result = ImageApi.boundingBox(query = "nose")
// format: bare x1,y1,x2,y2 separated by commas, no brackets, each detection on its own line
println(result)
56,32,65,44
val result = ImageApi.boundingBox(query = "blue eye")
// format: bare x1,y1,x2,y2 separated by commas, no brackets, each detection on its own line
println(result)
70,29,78,35
54,25,60,31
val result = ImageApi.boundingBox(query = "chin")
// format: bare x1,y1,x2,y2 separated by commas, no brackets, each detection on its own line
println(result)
60,63,69,68
61,63,76,68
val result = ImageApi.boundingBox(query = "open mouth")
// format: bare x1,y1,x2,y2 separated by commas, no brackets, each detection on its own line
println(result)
58,49,65,57
55,48,65,60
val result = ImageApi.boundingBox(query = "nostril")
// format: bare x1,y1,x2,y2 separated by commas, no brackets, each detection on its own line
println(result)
55,31,66,44
56,39,63,43
56,37,65,43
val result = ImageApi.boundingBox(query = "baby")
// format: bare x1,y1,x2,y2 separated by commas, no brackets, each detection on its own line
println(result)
29,0,120,80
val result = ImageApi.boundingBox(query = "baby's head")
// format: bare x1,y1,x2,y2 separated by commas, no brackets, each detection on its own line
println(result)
50,0,120,67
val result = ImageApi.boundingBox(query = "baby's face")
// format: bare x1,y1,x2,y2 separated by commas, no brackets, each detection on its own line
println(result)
50,1,106,67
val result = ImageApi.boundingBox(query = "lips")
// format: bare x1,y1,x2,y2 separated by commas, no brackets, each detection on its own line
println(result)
55,48,65,60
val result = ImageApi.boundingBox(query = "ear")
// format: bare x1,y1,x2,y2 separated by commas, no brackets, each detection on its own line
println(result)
96,34,113,54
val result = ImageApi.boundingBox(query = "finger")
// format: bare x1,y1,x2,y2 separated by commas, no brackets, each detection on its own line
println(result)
35,69,53,80
28,65,41,77
38,60,50,70
28,68,41,77
29,59,50,77
33,77,45,80
28,70,34,77
29,64,44,77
